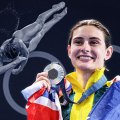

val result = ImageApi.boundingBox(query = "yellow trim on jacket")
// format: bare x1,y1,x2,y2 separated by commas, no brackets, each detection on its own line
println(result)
65,68,111,120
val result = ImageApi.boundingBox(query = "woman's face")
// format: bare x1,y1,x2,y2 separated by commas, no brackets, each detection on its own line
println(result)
67,25,113,72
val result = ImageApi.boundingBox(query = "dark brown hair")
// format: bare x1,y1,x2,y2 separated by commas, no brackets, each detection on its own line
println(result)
68,19,112,48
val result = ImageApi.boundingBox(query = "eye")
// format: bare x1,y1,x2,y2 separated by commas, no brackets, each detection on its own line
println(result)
73,38,84,45
90,39,100,46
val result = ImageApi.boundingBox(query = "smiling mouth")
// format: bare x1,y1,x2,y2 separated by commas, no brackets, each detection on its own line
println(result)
77,55,94,60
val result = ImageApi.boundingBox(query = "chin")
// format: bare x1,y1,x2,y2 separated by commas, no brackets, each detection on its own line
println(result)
77,66,96,72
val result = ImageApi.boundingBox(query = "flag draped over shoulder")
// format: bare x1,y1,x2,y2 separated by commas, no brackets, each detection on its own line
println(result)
88,80,120,120
21,82,63,120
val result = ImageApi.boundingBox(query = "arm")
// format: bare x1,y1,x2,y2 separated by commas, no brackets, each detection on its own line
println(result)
0,56,27,75
12,39,29,75
0,38,28,75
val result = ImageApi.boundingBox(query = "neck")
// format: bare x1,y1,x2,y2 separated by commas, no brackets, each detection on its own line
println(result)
76,69,93,89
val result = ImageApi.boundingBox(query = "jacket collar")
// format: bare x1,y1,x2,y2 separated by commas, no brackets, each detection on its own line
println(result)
65,68,105,93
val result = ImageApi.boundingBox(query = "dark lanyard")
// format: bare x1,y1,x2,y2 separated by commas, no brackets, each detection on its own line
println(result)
60,75,107,104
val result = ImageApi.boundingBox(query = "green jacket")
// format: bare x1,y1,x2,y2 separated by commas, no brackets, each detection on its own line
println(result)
60,84,109,120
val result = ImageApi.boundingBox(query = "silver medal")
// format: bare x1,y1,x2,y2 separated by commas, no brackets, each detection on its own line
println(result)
44,62,65,85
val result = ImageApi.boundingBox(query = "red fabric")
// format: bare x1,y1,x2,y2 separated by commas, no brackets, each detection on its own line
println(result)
28,87,46,103
27,103,59,120
26,87,60,120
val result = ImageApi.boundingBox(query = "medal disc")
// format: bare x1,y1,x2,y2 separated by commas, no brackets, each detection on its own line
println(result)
44,62,65,85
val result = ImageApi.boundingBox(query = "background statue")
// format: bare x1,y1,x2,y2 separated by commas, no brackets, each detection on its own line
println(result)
0,1,67,75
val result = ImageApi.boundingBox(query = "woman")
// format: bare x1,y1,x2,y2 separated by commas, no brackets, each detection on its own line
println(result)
23,19,115,120
0,1,67,75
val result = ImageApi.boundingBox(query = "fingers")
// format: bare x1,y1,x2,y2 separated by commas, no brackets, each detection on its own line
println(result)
14,57,27,64
36,72,48,79
38,80,51,92
35,72,51,92
36,75,50,85
12,65,22,75
113,75,120,82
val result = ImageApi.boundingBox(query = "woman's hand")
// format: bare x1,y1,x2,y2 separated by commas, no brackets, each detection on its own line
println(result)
35,72,51,92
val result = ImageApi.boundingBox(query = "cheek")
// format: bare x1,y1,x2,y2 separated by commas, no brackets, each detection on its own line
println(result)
96,50,106,64
69,47,77,57
92,48,105,61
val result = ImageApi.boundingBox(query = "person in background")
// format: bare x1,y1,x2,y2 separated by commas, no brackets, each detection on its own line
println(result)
0,1,67,75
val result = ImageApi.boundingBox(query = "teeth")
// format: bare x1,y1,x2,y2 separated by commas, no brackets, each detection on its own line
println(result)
77,56,93,59
80,56,91,59
80,56,90,58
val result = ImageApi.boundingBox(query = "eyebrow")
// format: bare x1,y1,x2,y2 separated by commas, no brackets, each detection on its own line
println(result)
72,37,102,42
72,37,83,40
89,37,101,41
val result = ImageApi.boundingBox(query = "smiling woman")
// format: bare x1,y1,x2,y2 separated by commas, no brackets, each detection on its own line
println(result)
67,20,113,80
22,19,120,120
64,19,113,120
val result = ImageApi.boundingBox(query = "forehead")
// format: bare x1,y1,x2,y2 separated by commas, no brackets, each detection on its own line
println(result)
72,25,105,40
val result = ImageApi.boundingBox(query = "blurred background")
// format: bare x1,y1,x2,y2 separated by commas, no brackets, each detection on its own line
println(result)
0,0,120,119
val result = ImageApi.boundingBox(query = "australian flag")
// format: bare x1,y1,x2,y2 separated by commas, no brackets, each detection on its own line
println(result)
88,78,120,120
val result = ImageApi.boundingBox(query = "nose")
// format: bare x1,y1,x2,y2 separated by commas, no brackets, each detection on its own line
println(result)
80,41,90,53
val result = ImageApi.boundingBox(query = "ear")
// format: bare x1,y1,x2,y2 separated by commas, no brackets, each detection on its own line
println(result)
67,45,71,59
105,46,113,60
